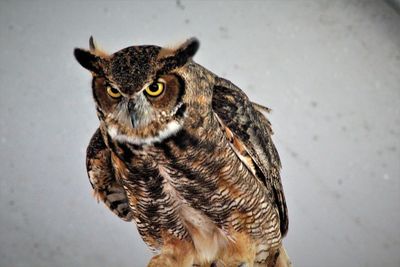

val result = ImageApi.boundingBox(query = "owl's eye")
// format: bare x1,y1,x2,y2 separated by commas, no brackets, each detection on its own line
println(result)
106,86,122,99
145,81,165,97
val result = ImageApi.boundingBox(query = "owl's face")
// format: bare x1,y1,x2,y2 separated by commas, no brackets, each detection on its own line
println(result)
75,37,202,145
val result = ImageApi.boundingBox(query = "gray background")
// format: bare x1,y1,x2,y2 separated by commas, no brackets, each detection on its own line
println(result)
0,1,399,267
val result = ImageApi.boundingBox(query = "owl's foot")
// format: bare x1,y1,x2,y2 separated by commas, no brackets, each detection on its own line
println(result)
148,253,198,267
147,239,195,267
209,260,251,267
275,246,292,267
148,254,180,267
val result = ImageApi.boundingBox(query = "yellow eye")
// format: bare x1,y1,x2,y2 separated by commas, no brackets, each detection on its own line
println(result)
106,86,122,98
145,82,164,97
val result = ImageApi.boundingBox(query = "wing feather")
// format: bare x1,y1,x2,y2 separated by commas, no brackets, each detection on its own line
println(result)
86,128,133,221
212,78,288,236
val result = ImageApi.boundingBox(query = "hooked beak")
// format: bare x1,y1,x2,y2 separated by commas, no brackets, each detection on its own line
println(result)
126,94,152,129
128,100,137,128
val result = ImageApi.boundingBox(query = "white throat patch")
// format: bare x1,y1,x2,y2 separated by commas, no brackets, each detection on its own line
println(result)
108,120,182,145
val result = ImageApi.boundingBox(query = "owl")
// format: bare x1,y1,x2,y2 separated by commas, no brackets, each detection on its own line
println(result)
74,37,291,267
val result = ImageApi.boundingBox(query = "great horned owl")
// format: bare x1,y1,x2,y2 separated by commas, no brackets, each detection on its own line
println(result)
74,37,291,267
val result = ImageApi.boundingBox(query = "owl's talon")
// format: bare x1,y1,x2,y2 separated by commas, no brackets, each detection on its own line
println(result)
148,254,178,267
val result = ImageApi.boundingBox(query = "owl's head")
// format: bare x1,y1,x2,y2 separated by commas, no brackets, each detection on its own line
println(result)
74,37,206,145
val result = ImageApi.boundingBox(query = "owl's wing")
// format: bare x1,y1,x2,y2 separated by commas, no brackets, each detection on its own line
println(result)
86,128,133,221
212,78,288,237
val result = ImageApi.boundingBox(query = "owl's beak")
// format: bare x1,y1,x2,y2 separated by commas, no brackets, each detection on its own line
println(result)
128,100,137,128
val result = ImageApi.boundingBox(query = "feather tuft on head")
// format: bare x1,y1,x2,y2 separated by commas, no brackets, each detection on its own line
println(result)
88,36,110,58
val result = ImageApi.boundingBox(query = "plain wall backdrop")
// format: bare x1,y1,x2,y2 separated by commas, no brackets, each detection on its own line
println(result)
0,1,399,267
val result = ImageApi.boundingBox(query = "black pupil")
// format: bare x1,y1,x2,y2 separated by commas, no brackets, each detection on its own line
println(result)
149,83,159,92
111,88,118,94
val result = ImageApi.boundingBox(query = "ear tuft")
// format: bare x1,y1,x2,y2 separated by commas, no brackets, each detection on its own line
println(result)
158,37,200,60
74,48,102,73
179,37,199,58
89,36,96,51
86,36,109,58
159,37,200,69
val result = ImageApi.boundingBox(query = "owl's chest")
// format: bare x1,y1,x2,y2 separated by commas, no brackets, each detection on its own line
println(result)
124,130,245,203
114,128,230,192
110,128,270,251
110,136,232,254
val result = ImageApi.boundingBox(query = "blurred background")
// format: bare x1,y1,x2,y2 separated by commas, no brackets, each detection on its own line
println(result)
0,1,399,266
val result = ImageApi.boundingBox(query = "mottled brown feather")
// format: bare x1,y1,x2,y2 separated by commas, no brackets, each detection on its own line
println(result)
212,78,289,237
86,128,133,221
